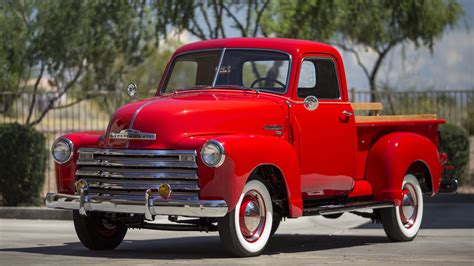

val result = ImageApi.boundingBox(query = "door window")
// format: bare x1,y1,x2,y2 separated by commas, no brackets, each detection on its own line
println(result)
297,58,340,99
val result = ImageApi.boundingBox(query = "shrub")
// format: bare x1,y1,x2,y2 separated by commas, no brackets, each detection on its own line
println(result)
438,123,470,186
0,123,47,206
466,110,474,136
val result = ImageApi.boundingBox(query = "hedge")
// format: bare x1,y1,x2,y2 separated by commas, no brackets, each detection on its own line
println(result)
0,123,47,206
438,123,470,186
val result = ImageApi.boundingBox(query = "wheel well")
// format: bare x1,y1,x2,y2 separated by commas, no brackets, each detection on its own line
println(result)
407,161,433,194
251,165,289,217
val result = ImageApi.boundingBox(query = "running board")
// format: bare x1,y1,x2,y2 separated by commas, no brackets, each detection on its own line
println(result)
303,201,394,216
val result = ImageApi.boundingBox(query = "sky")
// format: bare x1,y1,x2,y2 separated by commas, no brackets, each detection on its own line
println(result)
180,0,474,92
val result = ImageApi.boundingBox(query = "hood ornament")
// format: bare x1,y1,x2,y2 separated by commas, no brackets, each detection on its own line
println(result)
109,129,156,140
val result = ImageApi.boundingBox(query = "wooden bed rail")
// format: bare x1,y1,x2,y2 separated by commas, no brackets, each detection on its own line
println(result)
351,102,383,115
351,102,438,122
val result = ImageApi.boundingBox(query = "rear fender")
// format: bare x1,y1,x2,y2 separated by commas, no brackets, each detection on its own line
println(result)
365,132,441,205
197,134,303,217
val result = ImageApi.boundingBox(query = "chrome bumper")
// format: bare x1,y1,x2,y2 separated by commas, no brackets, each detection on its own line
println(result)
45,192,228,218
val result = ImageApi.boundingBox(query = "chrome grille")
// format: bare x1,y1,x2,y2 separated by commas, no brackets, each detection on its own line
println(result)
76,148,199,200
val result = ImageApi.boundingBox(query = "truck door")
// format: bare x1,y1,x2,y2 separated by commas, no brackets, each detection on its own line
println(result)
293,56,356,198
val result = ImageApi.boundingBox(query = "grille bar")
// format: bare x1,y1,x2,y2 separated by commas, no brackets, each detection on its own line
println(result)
79,148,196,157
76,169,198,180
77,159,197,168
86,179,200,191
76,148,199,200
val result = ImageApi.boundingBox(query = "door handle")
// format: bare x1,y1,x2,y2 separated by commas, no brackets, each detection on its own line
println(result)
342,110,353,117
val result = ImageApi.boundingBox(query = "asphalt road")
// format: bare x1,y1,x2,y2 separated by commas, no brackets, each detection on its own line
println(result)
0,203,473,265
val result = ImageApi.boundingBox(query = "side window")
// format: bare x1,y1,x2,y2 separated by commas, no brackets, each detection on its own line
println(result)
297,58,340,99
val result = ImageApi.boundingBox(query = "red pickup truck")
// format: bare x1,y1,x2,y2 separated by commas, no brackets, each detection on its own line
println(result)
46,38,456,257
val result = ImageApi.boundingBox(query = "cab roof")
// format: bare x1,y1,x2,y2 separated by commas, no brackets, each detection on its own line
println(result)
174,38,341,58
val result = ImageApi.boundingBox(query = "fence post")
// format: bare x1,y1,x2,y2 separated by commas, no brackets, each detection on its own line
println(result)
350,88,355,102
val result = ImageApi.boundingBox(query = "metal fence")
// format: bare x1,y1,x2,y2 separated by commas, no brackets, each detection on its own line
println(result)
1,89,473,196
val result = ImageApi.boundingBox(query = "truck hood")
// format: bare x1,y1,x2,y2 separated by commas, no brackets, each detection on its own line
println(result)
104,90,287,149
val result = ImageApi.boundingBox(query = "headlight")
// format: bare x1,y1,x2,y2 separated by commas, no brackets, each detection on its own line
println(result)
51,137,73,164
201,140,225,167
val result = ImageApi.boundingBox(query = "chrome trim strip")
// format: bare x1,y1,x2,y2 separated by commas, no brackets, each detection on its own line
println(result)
45,192,228,218
319,203,394,215
76,169,198,180
263,124,283,131
77,159,197,168
86,180,199,191
128,99,159,130
212,48,226,87
78,148,196,157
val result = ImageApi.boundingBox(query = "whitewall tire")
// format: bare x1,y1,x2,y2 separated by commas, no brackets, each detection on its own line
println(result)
380,174,423,241
218,179,273,257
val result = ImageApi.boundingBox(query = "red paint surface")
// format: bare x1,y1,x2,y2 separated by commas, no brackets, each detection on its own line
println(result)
54,38,445,217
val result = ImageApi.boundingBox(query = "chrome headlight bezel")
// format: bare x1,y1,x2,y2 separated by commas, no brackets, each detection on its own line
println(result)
200,140,225,168
51,137,74,164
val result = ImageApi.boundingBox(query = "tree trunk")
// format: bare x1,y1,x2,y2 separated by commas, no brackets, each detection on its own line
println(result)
369,77,377,103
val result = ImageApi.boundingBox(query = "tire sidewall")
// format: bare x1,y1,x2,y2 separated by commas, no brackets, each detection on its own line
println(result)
395,174,423,239
233,179,273,254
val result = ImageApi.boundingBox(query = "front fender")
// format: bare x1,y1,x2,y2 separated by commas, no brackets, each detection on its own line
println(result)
197,134,302,217
365,132,441,205
55,132,104,194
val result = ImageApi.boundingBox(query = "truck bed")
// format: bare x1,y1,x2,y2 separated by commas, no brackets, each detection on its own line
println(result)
351,102,445,181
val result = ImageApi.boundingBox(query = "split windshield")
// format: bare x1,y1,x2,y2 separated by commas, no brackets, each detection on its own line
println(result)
162,49,290,94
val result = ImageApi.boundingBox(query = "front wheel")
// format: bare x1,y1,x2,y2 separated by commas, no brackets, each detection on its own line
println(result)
218,179,273,257
380,174,423,242
73,211,128,250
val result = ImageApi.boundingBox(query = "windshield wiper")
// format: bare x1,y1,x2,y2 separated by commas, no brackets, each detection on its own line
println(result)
174,85,211,92
213,85,259,93
175,85,258,93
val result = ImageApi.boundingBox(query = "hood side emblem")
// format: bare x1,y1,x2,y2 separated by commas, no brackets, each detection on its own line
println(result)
109,129,156,140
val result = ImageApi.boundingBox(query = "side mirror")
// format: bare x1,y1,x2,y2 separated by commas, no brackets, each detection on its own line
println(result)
303,95,319,111
127,83,138,99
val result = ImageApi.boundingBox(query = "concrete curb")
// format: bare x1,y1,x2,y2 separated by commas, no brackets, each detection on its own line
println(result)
0,194,472,220
0,207,72,220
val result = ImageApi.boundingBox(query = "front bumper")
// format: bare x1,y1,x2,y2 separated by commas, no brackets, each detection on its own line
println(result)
45,192,228,218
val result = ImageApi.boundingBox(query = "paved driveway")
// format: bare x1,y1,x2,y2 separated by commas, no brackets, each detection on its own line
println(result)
0,202,473,265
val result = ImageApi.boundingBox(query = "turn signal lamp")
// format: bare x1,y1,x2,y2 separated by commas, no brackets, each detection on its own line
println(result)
159,184,172,198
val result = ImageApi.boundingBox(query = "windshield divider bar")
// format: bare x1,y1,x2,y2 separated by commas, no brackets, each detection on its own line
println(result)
212,48,226,87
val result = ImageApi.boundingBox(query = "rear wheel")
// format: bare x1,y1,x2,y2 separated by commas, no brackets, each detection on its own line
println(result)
218,179,273,257
380,174,423,242
73,211,127,250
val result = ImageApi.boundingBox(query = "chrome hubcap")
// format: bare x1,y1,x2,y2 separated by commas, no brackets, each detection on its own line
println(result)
244,201,261,232
399,183,418,228
239,190,266,242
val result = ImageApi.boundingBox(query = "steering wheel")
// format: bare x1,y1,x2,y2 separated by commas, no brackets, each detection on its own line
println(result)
250,77,285,88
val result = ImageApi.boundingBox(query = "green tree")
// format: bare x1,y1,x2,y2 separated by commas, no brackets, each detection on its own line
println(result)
337,0,463,102
263,0,463,102
262,0,341,40
0,0,177,126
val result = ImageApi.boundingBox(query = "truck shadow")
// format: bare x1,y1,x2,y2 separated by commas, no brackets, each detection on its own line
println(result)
0,234,388,260
358,203,474,229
